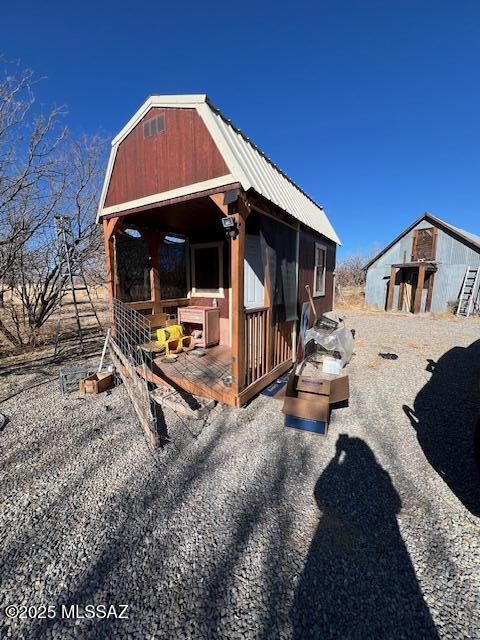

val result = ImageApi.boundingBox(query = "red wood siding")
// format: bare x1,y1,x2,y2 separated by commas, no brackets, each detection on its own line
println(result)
105,108,229,208
298,231,336,316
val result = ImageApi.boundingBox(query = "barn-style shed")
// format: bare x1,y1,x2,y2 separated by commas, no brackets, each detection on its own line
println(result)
98,95,340,407
365,212,480,315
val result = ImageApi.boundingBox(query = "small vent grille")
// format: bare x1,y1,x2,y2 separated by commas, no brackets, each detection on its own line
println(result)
143,114,165,139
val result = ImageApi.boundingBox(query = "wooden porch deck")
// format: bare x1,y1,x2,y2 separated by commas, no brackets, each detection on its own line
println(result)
147,345,235,405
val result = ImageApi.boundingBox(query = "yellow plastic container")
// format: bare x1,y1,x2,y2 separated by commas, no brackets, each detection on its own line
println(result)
155,324,183,344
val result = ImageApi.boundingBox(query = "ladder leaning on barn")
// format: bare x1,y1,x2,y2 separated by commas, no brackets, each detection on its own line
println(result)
457,266,480,317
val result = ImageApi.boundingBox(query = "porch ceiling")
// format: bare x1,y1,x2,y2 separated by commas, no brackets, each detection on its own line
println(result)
118,196,225,238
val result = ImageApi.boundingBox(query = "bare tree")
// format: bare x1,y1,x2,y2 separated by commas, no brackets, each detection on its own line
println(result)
3,134,106,346
0,62,106,348
0,63,67,284
335,254,368,289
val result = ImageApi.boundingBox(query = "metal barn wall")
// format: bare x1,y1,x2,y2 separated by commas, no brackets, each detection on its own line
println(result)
431,230,480,312
365,220,480,312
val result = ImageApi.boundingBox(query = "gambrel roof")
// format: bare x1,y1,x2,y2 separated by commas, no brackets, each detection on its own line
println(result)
98,95,340,245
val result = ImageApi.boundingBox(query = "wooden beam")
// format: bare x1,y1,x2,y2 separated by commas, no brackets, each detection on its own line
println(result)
209,193,229,215
103,217,123,328
142,229,165,314
415,263,426,314
109,340,161,447
425,272,435,312
231,198,249,395
102,182,242,220
411,229,418,261
398,279,405,312
386,266,396,311
431,227,438,260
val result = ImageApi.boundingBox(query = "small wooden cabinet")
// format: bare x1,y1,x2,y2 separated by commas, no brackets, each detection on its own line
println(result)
178,306,220,348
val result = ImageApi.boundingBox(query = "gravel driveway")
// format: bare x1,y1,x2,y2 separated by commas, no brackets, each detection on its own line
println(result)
0,310,479,639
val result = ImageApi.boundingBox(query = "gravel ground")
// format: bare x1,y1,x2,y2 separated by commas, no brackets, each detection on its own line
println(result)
0,310,479,639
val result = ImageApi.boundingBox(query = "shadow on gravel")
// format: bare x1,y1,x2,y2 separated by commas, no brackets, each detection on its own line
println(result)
292,435,439,639
403,338,480,516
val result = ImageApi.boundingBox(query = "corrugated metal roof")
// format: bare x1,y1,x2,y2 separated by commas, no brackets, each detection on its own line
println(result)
446,223,480,247
99,95,340,244
206,100,341,244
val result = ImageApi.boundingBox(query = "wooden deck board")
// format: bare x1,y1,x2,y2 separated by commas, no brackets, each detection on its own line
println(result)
151,345,234,405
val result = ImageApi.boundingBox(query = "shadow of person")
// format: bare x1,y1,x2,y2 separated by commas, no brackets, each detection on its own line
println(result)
403,339,480,516
292,435,438,640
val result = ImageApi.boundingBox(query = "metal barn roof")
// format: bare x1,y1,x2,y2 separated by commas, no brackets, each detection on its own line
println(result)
99,95,340,245
364,212,480,270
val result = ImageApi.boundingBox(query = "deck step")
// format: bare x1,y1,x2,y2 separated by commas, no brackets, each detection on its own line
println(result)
149,386,216,420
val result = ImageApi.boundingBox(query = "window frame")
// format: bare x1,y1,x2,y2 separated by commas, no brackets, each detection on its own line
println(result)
158,234,190,302
313,241,327,297
190,241,224,298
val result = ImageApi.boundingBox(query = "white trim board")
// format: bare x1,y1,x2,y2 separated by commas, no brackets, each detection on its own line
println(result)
99,175,235,218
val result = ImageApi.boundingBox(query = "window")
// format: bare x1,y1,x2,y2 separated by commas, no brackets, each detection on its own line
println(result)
190,242,224,297
412,227,436,261
313,242,326,296
143,113,165,139
158,236,188,300
115,230,151,302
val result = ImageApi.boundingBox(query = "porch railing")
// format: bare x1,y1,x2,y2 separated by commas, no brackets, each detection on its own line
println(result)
126,298,189,316
244,307,293,387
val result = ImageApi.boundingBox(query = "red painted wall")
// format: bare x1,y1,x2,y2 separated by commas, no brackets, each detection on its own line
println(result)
298,231,336,316
105,108,229,207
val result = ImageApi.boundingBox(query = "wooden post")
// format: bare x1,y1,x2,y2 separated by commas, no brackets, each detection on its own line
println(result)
431,227,438,260
398,280,405,312
415,263,426,314
411,230,418,261
142,230,163,313
386,266,396,311
231,201,249,400
103,217,121,331
425,272,435,312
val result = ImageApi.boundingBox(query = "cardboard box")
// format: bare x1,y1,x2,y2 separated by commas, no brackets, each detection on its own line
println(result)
284,413,328,435
282,373,330,435
296,372,349,404
79,372,114,394
283,394,330,422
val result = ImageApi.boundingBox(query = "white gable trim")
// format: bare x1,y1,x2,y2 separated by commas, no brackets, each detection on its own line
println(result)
99,174,235,218
96,94,341,244
111,95,207,146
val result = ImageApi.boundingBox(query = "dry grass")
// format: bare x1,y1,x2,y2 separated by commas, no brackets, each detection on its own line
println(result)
335,285,365,310
0,286,109,358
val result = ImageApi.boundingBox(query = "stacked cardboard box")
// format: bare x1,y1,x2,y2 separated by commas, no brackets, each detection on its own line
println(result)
79,372,114,394
282,371,349,435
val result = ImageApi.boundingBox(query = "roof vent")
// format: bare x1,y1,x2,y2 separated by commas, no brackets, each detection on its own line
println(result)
143,114,165,139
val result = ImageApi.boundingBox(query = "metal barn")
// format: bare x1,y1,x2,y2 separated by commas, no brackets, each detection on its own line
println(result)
364,213,480,315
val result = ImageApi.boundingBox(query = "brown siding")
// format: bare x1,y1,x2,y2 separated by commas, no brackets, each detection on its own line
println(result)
298,230,336,316
105,108,229,207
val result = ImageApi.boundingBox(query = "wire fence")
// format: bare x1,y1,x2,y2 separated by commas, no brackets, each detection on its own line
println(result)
109,298,160,447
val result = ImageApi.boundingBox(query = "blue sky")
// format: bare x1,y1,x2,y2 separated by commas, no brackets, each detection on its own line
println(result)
2,0,479,257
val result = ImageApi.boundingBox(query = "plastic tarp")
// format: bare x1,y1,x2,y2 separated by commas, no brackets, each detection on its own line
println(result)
304,324,354,369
